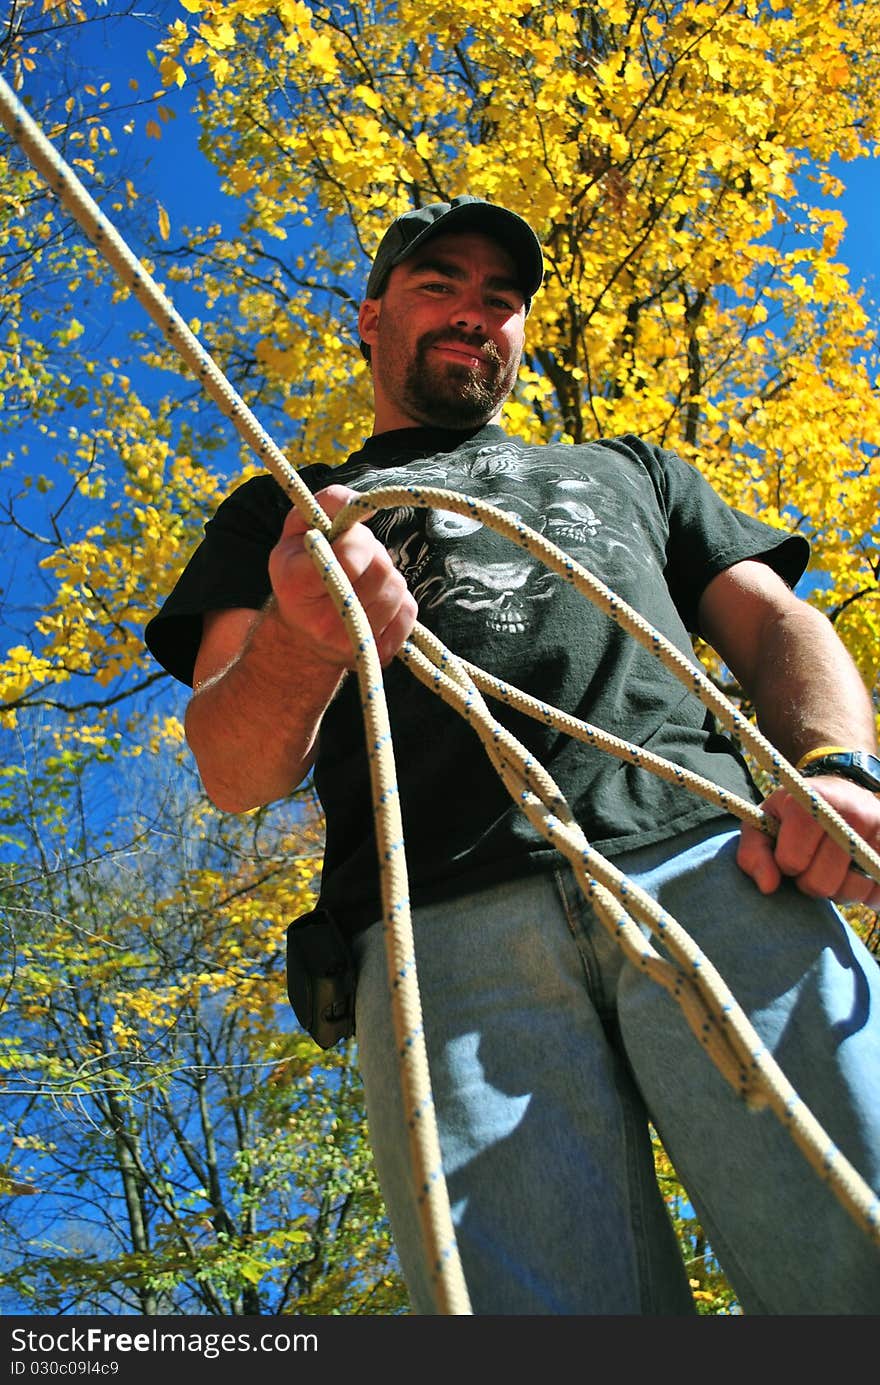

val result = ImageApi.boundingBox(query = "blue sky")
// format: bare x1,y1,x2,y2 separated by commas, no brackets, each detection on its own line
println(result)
812,152,877,308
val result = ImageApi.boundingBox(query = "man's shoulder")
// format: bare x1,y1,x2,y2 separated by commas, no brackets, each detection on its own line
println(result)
499,431,671,486
216,461,340,522
501,429,666,464
579,433,666,466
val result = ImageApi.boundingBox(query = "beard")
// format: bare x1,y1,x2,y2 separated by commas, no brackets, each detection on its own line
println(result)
392,328,520,429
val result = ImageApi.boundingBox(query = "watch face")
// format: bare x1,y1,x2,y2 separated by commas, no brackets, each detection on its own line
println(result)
852,752,880,791
803,751,880,792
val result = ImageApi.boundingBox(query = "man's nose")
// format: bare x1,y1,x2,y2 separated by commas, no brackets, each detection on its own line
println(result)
449,289,485,334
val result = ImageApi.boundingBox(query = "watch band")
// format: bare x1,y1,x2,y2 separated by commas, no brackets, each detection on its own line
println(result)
798,749,880,793
795,744,854,772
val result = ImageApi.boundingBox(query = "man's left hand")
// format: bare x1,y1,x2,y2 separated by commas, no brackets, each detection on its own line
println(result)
737,775,880,909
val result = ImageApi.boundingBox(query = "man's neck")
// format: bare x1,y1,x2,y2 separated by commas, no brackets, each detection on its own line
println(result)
369,403,504,437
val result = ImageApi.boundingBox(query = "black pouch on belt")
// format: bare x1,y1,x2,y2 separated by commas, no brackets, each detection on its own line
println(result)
286,908,356,1050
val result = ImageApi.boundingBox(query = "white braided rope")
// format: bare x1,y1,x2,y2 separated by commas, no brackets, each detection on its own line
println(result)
3,74,878,1282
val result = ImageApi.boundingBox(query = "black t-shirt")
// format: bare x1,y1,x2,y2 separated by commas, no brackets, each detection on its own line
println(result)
145,424,809,934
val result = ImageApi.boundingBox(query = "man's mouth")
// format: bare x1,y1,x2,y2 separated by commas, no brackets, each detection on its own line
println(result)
432,341,493,369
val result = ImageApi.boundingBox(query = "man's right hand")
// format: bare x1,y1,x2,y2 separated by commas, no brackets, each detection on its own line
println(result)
268,484,418,669
185,484,418,813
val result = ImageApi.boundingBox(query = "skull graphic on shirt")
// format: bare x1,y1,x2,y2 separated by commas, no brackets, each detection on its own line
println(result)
359,443,604,637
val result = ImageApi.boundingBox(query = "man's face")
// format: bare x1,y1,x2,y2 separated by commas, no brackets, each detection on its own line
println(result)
358,230,527,432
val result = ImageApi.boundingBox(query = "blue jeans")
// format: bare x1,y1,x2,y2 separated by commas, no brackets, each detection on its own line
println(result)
352,820,880,1314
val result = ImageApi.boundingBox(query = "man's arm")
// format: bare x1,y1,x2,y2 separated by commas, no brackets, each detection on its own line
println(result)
185,484,418,813
697,558,880,908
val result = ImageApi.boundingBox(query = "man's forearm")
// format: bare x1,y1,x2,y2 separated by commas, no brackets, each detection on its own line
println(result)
185,599,344,813
748,602,877,763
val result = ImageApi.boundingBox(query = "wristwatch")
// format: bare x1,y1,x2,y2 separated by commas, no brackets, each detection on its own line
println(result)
798,749,880,793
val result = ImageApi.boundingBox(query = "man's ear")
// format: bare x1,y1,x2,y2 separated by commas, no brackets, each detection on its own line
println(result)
358,297,380,350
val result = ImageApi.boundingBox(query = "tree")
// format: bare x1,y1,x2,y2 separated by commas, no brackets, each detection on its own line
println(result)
2,0,877,721
0,712,406,1314
1,0,878,1314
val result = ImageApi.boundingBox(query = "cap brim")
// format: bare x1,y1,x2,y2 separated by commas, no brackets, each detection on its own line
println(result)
389,202,544,302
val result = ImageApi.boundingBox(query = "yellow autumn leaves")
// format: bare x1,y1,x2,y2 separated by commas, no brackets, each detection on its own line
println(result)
1,0,878,732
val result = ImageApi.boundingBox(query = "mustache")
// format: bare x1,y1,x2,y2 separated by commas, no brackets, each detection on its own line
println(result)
418,328,504,365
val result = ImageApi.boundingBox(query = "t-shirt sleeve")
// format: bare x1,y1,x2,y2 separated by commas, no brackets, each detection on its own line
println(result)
623,437,811,633
144,472,296,687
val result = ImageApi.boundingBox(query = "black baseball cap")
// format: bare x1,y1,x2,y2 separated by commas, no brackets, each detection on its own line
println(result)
364,195,544,308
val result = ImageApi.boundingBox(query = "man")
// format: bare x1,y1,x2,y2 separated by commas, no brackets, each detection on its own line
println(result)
146,195,880,1315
